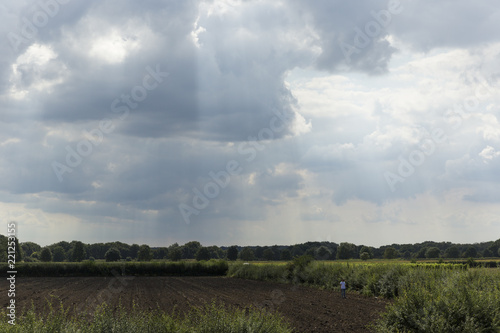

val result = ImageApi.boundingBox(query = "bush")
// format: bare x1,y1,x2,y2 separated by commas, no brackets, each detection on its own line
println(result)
105,248,121,262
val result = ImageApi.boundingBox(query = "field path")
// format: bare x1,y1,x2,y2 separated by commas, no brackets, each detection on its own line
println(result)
3,276,389,332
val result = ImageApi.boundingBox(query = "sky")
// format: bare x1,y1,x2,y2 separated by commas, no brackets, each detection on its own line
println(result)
1,0,500,248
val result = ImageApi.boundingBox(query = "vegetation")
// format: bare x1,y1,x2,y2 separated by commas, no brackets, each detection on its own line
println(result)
229,257,500,332
40,248,52,262
0,260,229,277
3,231,500,263
0,301,292,333
104,248,121,262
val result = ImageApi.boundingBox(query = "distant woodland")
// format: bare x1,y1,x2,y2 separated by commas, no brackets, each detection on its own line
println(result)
2,233,500,262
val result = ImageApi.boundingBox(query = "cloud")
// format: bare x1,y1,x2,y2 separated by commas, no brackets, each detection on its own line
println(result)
1,0,500,247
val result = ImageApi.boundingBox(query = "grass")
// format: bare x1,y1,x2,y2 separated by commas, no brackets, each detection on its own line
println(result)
0,301,293,333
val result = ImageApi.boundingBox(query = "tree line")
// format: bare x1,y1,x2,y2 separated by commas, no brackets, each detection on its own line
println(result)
1,234,500,263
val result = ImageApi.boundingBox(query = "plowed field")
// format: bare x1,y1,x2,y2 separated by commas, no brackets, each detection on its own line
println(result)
3,276,389,332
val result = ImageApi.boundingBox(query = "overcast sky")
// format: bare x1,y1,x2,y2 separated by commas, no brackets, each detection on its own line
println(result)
1,0,500,247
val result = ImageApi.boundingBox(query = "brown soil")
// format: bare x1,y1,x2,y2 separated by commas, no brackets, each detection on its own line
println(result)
3,276,389,332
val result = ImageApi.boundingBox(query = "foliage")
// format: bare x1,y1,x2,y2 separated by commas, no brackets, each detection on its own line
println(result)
444,246,460,258
40,248,52,262
168,247,182,261
374,269,500,332
71,241,86,262
0,260,229,277
0,300,292,333
425,247,441,259
52,246,66,262
315,246,331,260
336,242,356,259
21,242,41,258
226,245,238,261
360,252,370,261
239,248,255,261
138,244,153,261
195,247,211,261
263,248,275,261
464,246,478,258
384,247,399,259
104,248,121,262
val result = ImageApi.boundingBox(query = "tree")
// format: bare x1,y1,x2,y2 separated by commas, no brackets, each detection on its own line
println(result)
105,248,121,262
384,247,399,259
280,249,292,261
195,247,211,261
416,247,428,259
130,244,140,259
52,246,66,262
315,246,331,260
239,248,255,261
154,247,168,259
40,247,52,262
168,247,182,261
290,245,304,257
498,248,500,257
360,252,370,261
138,244,153,261
227,246,238,261
337,242,356,259
359,246,372,259
71,241,86,262
263,248,275,261
464,246,478,258
21,241,41,257
182,241,202,259
482,248,492,258
425,247,441,259
444,246,460,258
14,237,23,262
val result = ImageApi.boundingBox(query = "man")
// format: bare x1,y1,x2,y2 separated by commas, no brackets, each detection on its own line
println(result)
340,278,346,298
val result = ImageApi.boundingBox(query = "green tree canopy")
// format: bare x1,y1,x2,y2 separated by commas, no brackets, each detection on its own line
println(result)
71,241,86,262
195,247,211,261
384,247,399,259
130,244,140,259
280,249,292,261
52,246,66,262
316,246,331,260
105,247,122,262
425,247,441,259
263,248,275,261
226,246,239,261
168,247,182,261
337,242,356,259
239,248,255,261
21,241,41,257
444,246,460,258
464,246,478,258
138,244,153,261
40,247,52,262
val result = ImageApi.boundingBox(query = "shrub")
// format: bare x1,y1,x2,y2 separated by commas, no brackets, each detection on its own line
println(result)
105,248,121,262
